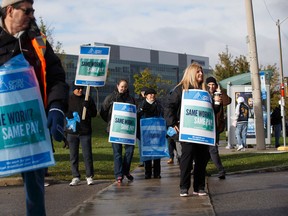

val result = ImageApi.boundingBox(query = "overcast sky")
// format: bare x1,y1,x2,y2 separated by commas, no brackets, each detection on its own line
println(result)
32,0,288,76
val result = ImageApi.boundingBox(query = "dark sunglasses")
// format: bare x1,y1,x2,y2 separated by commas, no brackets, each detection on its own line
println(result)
17,7,35,15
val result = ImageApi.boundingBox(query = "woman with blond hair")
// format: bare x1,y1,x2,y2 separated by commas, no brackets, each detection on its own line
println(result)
164,62,210,197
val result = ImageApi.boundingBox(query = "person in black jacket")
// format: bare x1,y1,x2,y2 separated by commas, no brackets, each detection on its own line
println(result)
0,1,69,215
164,62,214,197
100,79,136,183
205,77,230,179
66,83,97,186
271,102,282,148
137,88,163,179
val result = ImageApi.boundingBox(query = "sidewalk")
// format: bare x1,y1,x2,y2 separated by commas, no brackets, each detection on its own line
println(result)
63,144,288,216
64,161,215,216
1,144,287,216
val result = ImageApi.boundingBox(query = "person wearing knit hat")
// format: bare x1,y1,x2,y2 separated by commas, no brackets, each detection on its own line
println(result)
72,82,84,91
0,0,69,215
144,88,157,96
205,76,218,87
137,87,163,179
66,80,97,188
205,76,231,180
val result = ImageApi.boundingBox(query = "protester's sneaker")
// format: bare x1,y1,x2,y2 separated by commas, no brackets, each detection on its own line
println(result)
193,190,208,196
180,189,188,197
86,176,94,185
126,174,134,181
237,145,244,151
69,177,80,186
198,190,208,196
44,182,50,187
225,145,233,149
117,176,123,183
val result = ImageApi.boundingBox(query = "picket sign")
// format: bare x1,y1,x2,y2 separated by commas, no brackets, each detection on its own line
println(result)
0,54,55,177
139,117,169,162
109,102,137,145
75,45,110,120
179,89,216,146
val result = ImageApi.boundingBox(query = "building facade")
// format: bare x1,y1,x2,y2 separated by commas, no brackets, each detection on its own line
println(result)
62,42,210,107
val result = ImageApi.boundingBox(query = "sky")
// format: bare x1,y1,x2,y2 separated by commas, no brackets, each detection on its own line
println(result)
31,0,288,76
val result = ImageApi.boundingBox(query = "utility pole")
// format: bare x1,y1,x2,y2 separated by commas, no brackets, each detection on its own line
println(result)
245,0,266,150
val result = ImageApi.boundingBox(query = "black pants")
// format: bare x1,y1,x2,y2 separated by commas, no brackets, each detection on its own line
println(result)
208,145,225,174
168,138,177,159
144,159,161,177
180,142,209,192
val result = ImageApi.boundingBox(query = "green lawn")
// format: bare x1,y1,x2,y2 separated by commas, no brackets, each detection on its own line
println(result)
49,115,141,181
13,116,286,181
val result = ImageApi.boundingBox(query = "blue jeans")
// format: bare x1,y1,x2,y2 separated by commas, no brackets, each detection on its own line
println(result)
112,143,135,179
67,134,94,178
274,123,281,147
21,168,46,216
235,122,248,147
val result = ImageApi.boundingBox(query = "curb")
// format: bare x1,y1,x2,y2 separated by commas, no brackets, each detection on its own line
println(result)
2,165,288,187
209,165,288,177
0,177,62,187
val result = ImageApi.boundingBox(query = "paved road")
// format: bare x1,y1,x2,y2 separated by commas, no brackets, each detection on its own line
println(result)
1,145,288,216
0,179,113,216
208,171,288,216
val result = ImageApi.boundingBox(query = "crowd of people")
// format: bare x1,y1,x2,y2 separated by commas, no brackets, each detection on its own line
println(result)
1,1,280,215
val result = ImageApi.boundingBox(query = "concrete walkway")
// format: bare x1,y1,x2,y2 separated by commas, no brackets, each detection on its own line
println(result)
64,160,215,216
63,144,288,216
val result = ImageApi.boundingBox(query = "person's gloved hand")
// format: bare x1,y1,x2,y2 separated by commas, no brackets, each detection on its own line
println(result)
82,100,89,109
47,108,65,142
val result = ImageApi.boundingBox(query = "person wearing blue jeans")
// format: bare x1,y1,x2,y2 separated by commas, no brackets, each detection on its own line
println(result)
112,143,135,181
271,104,282,148
22,169,46,216
0,1,69,215
235,122,248,148
100,79,136,183
234,96,249,151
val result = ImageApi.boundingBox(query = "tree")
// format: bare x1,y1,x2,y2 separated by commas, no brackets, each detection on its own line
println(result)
37,17,65,54
133,68,172,98
213,52,250,82
213,50,286,117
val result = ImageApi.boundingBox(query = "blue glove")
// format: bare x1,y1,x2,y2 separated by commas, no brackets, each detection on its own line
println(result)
47,108,65,141
167,126,177,137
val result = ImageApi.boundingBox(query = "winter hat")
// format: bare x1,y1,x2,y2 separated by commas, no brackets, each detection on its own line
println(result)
237,96,245,103
140,86,148,93
1,0,33,8
72,82,84,91
206,77,218,87
144,88,157,95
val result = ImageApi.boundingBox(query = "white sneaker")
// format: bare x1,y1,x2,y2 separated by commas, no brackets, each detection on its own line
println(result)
86,176,94,185
237,145,244,151
69,177,80,186
225,145,233,149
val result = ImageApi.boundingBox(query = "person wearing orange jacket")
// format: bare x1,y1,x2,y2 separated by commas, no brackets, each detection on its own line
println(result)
0,1,69,215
